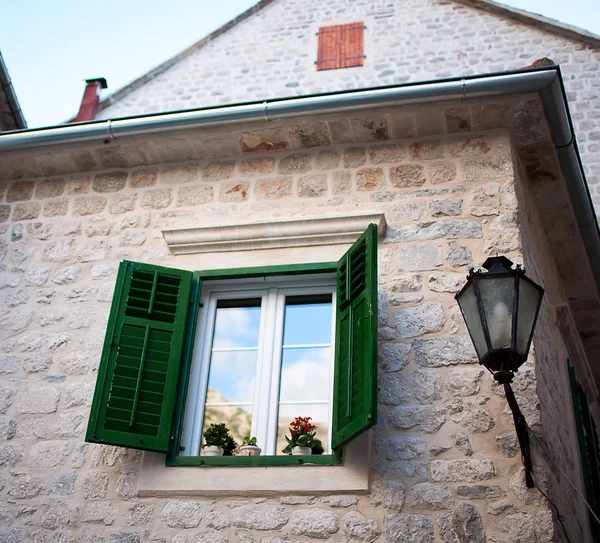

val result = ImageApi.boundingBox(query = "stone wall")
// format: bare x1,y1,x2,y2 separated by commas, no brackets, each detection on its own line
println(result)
95,0,600,212
0,131,560,542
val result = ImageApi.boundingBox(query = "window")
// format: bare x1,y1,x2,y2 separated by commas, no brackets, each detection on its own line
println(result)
316,22,365,71
180,274,336,456
85,224,378,466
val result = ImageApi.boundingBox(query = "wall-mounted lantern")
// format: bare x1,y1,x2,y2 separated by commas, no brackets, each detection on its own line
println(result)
455,256,544,487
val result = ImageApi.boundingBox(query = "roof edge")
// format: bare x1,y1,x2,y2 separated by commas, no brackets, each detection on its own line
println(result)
0,51,26,130
95,0,275,117
456,0,600,49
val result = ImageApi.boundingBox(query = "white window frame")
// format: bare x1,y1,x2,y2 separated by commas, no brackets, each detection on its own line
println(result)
180,273,337,457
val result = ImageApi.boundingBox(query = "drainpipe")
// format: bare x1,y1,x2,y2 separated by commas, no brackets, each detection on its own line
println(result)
0,66,597,291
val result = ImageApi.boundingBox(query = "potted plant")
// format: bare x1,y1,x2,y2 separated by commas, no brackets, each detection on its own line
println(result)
282,416,319,456
202,423,237,457
240,436,261,456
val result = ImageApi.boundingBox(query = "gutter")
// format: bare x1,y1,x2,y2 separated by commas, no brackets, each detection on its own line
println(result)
0,66,598,291
0,51,26,130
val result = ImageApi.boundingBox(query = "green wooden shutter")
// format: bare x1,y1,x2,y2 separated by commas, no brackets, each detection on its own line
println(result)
568,360,600,536
86,261,193,452
331,224,378,450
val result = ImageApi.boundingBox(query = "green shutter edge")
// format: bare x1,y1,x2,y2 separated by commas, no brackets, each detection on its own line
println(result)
85,260,130,445
86,260,193,453
167,273,202,464
331,223,378,450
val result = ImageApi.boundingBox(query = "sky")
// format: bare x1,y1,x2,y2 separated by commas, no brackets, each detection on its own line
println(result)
1,0,599,129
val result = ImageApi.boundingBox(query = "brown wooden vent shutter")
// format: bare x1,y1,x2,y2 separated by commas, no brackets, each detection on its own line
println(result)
316,22,365,71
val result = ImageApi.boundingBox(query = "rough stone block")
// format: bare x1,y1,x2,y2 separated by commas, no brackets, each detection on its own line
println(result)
397,243,442,271
8,474,45,499
92,172,127,193
298,174,328,197
110,193,138,214
231,505,288,531
0,205,11,222
7,182,34,202
28,440,69,467
428,271,464,293
430,459,495,482
278,154,311,174
290,508,339,538
356,168,385,191
413,370,443,403
410,140,444,160
160,164,198,184
430,199,462,217
74,196,107,216
12,202,41,221
498,511,553,543
35,178,66,199
254,178,292,199
379,373,411,405
413,337,478,367
119,231,147,246
351,117,389,141
343,147,366,168
456,485,505,499
126,502,154,526
161,501,203,528
407,483,455,510
219,182,249,202
428,163,457,185
446,241,472,267
385,514,434,543
82,501,118,525
388,405,447,433
239,157,275,175
16,386,60,414
332,171,351,195
375,436,427,461
343,511,380,542
395,302,446,338
390,165,426,188
462,155,513,181
387,219,483,242
446,368,484,396
378,343,411,373
141,189,173,209
129,168,157,188
315,150,340,170
203,161,234,181
438,503,484,543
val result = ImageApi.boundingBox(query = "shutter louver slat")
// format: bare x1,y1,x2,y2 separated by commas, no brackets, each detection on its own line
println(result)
86,261,193,452
331,224,378,450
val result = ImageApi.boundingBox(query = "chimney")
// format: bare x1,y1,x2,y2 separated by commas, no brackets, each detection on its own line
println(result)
74,78,108,122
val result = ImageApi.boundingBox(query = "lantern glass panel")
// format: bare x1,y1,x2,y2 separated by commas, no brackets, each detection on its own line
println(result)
477,275,515,350
457,282,488,359
516,277,541,355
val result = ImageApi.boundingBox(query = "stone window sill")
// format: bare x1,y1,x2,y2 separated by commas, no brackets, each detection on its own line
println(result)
137,433,370,497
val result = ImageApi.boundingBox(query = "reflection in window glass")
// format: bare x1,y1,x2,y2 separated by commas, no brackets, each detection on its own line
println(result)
201,300,260,453
277,297,333,455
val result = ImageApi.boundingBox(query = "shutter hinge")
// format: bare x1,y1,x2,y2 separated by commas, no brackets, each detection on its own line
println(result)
199,302,204,308
179,446,185,451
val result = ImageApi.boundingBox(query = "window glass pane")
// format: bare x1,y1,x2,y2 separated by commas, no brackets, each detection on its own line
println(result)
283,297,333,345
457,284,488,359
201,405,252,454
213,302,261,349
202,300,261,454
279,348,331,403
478,276,515,350
277,297,333,455
276,404,330,456
516,278,541,355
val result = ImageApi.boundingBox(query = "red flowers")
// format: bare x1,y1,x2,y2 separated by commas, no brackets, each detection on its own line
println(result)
289,416,316,438
282,416,319,454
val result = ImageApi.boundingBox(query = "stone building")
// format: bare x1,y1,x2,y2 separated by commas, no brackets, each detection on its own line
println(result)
0,2,599,543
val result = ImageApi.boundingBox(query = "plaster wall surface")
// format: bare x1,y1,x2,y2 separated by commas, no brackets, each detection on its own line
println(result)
0,130,569,542
95,0,600,212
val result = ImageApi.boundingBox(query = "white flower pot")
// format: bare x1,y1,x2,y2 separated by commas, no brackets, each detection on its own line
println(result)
239,445,262,457
203,445,224,456
291,446,312,456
